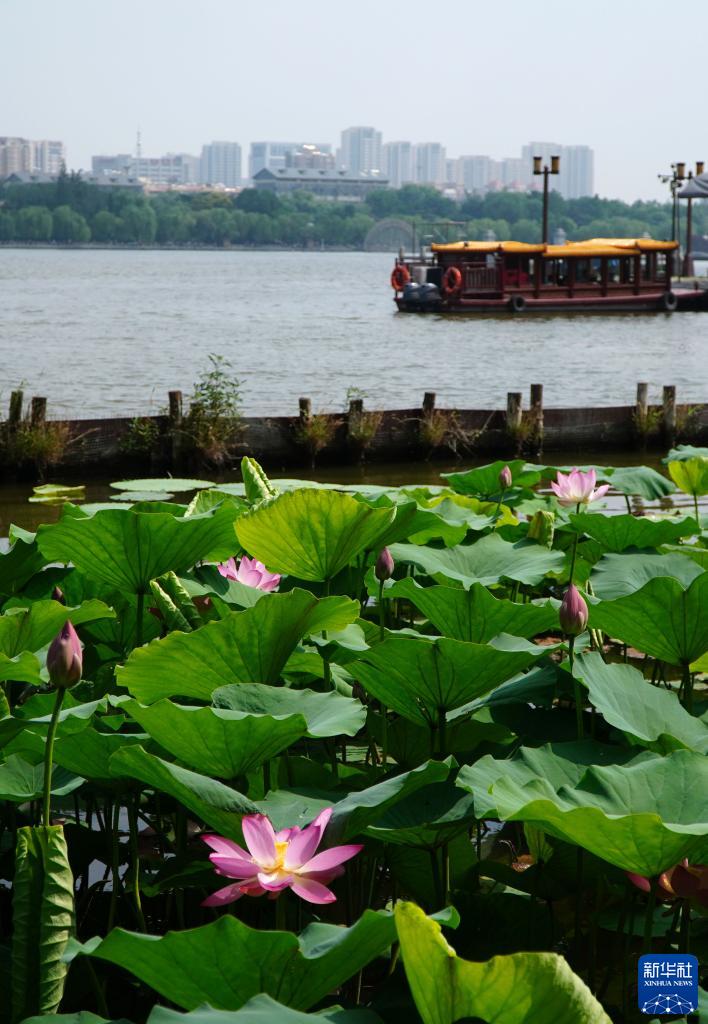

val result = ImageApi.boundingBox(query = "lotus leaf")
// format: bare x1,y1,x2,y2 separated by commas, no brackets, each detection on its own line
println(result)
389,535,564,588
110,478,215,492
235,489,395,581
668,456,708,497
570,512,699,551
395,901,610,1024
443,460,542,496
590,549,704,599
148,999,383,1024
212,683,365,737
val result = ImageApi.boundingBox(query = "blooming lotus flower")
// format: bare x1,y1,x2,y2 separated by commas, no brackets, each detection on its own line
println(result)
550,468,609,508
559,584,588,636
202,809,361,906
499,465,513,490
218,556,281,591
47,621,83,689
628,860,708,908
375,547,394,583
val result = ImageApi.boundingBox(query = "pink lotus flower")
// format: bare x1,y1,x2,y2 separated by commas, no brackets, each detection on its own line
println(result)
628,860,708,909
550,468,609,508
559,584,588,636
218,556,281,591
202,809,362,906
499,465,513,490
47,621,83,689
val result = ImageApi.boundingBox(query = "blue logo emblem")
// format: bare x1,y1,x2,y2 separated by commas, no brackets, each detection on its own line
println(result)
638,954,698,1015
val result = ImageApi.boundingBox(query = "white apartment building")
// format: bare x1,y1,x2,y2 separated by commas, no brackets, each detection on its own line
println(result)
382,141,414,188
200,141,242,187
339,127,382,176
414,143,446,186
249,141,332,178
0,136,66,177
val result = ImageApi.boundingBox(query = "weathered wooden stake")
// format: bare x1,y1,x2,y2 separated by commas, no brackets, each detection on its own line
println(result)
529,383,544,455
635,382,649,445
506,392,523,437
348,398,363,433
422,392,436,416
662,385,676,445
299,397,312,423
8,390,23,430
30,396,47,427
168,390,183,468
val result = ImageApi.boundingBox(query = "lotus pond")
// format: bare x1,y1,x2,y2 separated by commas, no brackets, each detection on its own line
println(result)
1,449,708,1024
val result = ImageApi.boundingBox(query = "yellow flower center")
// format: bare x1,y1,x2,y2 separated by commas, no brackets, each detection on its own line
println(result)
273,840,289,869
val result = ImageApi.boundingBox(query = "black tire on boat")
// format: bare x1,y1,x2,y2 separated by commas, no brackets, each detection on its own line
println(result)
509,295,526,314
660,291,678,312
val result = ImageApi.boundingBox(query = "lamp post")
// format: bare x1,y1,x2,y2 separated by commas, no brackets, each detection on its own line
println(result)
533,154,560,245
658,162,686,245
682,161,705,276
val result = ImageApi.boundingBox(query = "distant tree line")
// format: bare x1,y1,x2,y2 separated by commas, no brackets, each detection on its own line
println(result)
0,170,705,249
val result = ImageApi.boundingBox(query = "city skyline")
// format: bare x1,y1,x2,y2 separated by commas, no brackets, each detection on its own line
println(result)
3,0,706,202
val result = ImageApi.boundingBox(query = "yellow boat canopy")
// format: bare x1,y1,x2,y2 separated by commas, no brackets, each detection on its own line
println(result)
431,238,678,258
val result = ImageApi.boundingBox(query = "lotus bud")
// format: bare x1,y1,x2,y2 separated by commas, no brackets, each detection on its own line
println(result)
558,584,588,637
499,465,513,490
47,621,83,689
375,547,394,583
51,585,65,605
527,509,555,548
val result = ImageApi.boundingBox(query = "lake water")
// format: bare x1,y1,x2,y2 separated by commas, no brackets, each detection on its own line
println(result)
0,248,706,419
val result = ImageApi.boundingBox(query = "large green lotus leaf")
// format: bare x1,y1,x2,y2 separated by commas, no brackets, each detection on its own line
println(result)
0,599,114,658
0,755,83,802
12,825,75,1024
389,536,564,588
212,683,365,738
395,901,610,1024
36,505,240,594
148,998,383,1024
447,663,558,722
356,495,466,548
668,457,708,497
52,727,148,780
387,578,558,642
65,909,421,1011
664,444,708,463
108,745,258,840
117,590,359,703
0,529,48,598
442,460,542,496
456,740,633,819
489,749,708,875
365,781,477,848
590,549,704,599
183,566,266,610
0,651,43,685
235,489,395,581
0,696,109,749
573,651,708,754
570,512,699,552
603,465,675,500
589,573,708,665
351,635,549,726
120,699,308,778
111,478,215,492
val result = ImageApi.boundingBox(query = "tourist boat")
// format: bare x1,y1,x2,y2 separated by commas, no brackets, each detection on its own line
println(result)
390,238,707,314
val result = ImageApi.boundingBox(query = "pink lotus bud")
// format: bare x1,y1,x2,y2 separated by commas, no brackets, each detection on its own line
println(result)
499,465,512,490
559,584,588,636
51,585,65,605
47,621,83,689
375,547,394,582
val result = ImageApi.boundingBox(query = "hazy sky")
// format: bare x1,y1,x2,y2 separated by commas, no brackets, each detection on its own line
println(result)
4,0,706,201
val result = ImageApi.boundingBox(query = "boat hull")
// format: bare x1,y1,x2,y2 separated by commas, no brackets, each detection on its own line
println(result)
395,288,707,314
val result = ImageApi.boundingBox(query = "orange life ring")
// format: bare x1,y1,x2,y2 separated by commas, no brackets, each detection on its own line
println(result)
390,264,411,291
442,265,463,296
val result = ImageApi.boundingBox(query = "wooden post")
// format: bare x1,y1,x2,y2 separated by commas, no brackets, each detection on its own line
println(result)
8,390,23,432
506,392,523,434
348,398,363,434
30,396,47,427
662,385,676,445
422,392,436,416
636,382,648,421
168,390,183,468
299,397,312,423
529,383,544,455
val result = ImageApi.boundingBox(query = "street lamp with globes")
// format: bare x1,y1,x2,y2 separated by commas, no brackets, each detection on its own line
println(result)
533,154,560,245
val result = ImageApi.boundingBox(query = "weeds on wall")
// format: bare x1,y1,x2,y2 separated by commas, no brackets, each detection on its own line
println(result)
183,354,243,467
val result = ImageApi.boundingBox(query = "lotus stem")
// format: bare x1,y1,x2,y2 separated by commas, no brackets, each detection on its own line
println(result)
681,661,693,713
108,798,122,931
693,492,700,522
642,877,658,953
568,636,584,740
378,579,388,764
679,898,691,954
275,893,287,931
42,686,65,828
128,795,147,932
573,847,584,965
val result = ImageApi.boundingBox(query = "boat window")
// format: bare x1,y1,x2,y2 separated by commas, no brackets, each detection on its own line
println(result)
656,253,667,280
575,259,589,283
608,259,620,283
557,259,568,285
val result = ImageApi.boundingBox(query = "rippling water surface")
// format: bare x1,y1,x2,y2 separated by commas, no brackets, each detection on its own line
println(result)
1,248,706,418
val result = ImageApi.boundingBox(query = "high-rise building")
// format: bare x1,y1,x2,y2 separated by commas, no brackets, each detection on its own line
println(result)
414,143,446,186
200,141,242,187
499,157,527,189
249,141,332,178
339,126,382,176
285,145,335,171
382,141,413,188
456,155,493,193
0,137,66,177
92,154,133,177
